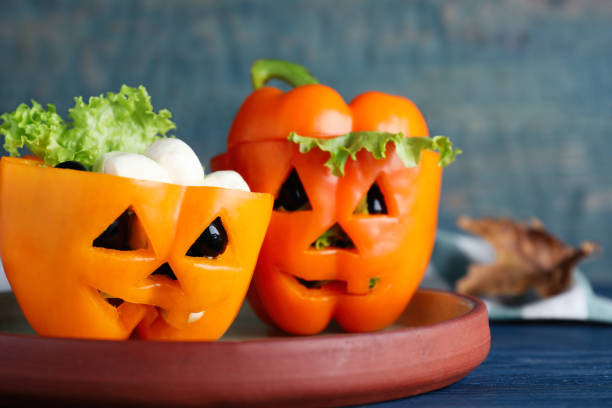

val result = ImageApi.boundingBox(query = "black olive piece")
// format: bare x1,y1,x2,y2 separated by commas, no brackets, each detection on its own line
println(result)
151,262,178,281
274,169,310,211
366,183,387,214
186,217,228,258
55,161,87,171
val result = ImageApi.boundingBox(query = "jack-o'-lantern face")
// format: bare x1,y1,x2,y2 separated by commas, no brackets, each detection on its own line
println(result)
212,86,443,335
0,157,272,340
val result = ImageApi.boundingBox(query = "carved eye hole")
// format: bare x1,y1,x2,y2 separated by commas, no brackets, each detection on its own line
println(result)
93,207,148,251
274,169,312,211
186,217,228,258
353,182,388,215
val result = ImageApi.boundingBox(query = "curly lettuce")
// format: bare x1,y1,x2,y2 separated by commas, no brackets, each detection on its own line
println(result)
288,131,461,176
0,85,175,169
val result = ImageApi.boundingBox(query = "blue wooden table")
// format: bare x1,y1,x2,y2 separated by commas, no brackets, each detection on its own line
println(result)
372,286,612,407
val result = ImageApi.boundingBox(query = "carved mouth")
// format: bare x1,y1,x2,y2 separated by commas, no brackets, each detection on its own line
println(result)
294,277,347,291
291,276,380,293
96,290,206,330
95,261,208,333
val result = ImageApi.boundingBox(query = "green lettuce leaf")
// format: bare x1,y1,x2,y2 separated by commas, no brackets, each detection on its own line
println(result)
0,85,175,169
288,131,461,176
311,226,338,250
0,101,72,164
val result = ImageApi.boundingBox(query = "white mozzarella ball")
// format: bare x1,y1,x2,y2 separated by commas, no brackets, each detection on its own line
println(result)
100,152,172,183
203,170,251,192
145,138,205,186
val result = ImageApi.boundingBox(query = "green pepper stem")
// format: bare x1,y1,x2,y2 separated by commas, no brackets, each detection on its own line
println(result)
250,59,319,90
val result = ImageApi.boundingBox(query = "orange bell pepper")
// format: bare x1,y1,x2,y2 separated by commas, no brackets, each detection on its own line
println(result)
0,157,272,340
212,60,454,335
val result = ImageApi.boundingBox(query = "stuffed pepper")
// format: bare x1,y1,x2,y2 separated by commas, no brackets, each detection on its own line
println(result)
212,60,460,335
0,85,272,340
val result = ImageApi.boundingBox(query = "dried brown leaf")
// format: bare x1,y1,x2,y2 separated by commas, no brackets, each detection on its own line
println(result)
455,216,598,299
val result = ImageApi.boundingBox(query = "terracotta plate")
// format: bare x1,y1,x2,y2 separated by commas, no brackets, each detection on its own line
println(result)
0,289,490,407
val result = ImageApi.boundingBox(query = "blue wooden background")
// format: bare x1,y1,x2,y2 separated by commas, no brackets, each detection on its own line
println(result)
1,0,611,284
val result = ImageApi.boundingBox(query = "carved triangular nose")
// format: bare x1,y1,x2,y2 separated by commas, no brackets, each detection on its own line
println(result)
151,262,177,281
311,223,355,250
